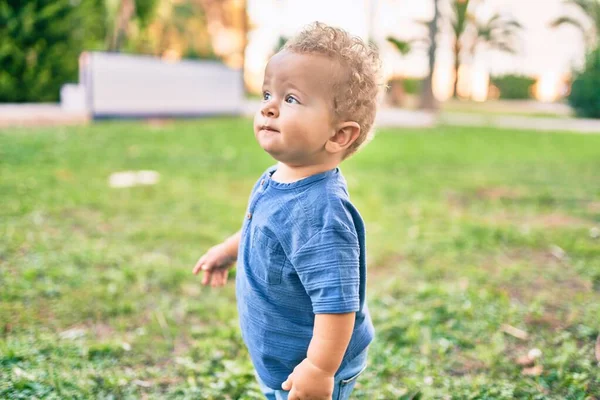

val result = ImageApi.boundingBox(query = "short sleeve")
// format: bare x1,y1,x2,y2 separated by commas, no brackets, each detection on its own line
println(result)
289,227,360,314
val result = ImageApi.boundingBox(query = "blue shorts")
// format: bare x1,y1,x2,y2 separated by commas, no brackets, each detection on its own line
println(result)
255,348,368,400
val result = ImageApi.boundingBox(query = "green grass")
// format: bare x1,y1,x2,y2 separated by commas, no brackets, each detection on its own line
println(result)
1,119,599,399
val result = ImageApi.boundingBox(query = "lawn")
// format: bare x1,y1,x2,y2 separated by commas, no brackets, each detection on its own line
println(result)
1,118,599,399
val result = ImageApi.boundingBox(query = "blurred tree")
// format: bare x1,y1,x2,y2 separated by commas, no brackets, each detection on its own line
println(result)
137,0,213,58
193,0,249,68
550,0,600,50
105,0,159,51
568,48,600,118
448,0,522,98
126,0,247,67
421,0,440,110
0,0,106,102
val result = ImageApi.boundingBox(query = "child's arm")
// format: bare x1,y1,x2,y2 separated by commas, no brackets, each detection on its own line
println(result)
282,312,355,399
192,230,241,287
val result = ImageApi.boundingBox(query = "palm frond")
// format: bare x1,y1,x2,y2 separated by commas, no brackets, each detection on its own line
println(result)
414,19,433,30
451,1,470,36
473,12,523,55
555,0,600,38
550,15,586,30
487,39,518,54
562,0,593,16
504,20,524,29
386,37,412,55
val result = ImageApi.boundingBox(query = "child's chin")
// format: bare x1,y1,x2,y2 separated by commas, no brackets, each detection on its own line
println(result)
257,137,279,153
258,143,284,160
261,146,282,159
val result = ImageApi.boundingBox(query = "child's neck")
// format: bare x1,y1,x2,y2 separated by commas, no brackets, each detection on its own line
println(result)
272,161,339,183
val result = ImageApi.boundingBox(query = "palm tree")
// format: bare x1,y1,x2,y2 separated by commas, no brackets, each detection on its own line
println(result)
550,0,600,50
448,0,522,97
469,12,523,58
421,0,440,110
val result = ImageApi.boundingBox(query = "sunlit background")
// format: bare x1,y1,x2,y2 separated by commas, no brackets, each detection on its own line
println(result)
245,0,585,102
2,0,596,110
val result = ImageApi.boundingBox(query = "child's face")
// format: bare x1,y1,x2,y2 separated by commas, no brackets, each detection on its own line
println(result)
254,51,339,166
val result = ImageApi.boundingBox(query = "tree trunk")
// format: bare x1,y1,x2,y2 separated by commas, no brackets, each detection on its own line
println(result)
453,41,461,98
109,0,136,52
420,0,440,110
240,0,248,95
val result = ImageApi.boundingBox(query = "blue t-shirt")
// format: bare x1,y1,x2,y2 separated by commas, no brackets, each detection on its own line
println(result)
235,165,375,389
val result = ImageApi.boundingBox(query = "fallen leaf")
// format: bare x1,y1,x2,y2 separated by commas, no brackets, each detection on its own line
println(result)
522,365,543,376
133,379,152,388
108,170,160,188
549,245,566,261
528,348,542,360
108,171,137,188
59,327,87,340
136,170,160,185
13,367,35,380
501,324,528,340
516,355,534,367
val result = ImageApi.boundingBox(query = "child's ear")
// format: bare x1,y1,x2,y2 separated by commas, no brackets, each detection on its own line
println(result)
325,122,361,154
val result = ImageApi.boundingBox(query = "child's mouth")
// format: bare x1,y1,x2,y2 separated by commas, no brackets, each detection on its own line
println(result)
260,126,280,133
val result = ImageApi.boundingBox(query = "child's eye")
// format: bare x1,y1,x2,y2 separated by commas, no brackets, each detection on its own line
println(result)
285,95,299,104
262,92,272,101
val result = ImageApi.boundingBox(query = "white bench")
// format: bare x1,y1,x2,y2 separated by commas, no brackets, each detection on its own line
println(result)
64,52,243,119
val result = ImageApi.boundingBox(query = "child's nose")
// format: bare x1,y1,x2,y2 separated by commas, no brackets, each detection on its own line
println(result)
261,101,279,118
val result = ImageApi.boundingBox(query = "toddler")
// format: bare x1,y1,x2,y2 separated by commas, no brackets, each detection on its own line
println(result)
193,22,381,400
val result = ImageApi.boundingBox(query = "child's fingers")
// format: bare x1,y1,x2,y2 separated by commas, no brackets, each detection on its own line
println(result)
216,269,228,286
213,270,224,287
281,375,292,391
213,269,226,287
192,255,208,274
221,269,228,285
201,269,212,285
199,263,229,287
211,272,219,287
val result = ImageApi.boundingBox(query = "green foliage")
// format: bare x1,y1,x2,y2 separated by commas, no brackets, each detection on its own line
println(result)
403,78,423,95
0,0,106,102
491,74,536,99
386,36,429,58
569,48,600,118
134,0,159,28
450,0,470,41
387,37,413,56
275,36,289,53
386,77,422,95
1,120,600,398
126,0,212,60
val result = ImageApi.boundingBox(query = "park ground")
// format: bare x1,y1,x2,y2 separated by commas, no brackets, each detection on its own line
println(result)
1,118,599,399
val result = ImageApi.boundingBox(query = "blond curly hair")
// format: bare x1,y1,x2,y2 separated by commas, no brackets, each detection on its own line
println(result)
282,22,382,157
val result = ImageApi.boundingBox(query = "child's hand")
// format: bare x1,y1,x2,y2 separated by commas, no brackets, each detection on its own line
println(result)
192,243,236,287
281,358,334,400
